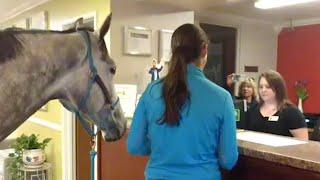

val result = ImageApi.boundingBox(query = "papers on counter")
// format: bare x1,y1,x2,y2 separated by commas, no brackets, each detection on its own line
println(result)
237,131,308,147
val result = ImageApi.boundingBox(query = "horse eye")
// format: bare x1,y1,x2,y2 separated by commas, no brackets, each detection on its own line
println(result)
110,67,116,74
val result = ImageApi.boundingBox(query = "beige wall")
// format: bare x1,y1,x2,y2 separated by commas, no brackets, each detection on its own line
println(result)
110,1,277,92
2,0,110,31
195,11,278,80
111,0,194,93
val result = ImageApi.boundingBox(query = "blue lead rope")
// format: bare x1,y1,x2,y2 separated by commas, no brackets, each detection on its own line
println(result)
90,137,98,180
90,150,97,180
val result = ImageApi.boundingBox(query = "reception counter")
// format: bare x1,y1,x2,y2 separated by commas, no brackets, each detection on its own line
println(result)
223,130,320,179
100,130,320,179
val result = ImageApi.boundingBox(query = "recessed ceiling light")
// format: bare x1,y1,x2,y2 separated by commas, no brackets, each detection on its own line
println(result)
254,0,318,9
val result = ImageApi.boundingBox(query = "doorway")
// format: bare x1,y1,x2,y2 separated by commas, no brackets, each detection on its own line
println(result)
200,23,236,87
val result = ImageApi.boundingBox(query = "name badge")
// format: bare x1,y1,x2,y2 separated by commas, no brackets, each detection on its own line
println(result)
268,116,279,122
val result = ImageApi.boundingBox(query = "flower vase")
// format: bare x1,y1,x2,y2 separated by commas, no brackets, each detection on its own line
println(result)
298,98,303,113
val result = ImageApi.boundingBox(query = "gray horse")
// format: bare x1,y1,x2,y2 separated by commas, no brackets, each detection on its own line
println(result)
0,14,126,142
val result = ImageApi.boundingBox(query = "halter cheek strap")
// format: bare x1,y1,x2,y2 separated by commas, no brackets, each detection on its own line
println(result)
79,31,111,110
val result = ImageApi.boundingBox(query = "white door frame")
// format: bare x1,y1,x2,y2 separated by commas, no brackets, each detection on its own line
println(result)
62,108,76,180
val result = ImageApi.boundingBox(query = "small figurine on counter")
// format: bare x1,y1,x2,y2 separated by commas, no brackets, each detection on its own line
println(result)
148,59,163,82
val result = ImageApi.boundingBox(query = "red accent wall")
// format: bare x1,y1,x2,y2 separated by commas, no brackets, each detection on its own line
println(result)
277,24,320,113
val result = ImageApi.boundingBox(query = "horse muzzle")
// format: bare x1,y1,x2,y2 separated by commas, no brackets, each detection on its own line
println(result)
101,123,127,142
97,104,127,142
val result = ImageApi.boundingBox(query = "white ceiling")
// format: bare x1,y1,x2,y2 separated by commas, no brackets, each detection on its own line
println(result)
0,0,50,24
139,0,320,24
1,0,320,24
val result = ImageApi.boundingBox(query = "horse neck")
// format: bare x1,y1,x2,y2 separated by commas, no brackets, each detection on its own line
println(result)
0,33,85,141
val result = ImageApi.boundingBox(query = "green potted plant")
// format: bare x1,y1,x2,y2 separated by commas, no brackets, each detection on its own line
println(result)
7,134,51,179
295,80,309,112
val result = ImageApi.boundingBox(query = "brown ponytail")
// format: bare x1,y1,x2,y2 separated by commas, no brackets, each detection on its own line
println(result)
159,24,208,126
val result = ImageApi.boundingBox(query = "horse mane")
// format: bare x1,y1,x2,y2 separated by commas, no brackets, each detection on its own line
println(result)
0,29,23,64
0,27,94,64
3,26,94,34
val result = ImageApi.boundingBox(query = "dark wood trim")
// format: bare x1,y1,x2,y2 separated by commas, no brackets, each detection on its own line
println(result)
223,156,320,180
99,131,148,179
76,120,91,180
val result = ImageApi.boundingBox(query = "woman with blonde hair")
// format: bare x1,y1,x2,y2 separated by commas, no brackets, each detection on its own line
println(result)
226,74,258,110
237,77,258,109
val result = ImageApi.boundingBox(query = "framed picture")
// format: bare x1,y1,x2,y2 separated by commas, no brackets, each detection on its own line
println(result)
30,11,48,30
159,29,174,62
124,26,152,56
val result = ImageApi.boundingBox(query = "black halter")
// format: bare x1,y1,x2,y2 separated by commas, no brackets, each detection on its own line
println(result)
62,31,120,137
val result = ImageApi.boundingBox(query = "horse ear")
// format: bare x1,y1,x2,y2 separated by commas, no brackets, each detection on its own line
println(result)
99,13,112,41
74,18,84,31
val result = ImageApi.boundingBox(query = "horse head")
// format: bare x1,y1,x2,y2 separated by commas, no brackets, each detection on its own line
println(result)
0,13,126,142
59,14,126,141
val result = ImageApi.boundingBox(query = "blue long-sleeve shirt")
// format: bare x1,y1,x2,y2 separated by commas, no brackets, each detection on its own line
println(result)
128,64,238,180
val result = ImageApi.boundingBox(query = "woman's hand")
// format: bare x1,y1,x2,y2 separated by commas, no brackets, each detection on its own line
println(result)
227,73,235,87
289,128,309,140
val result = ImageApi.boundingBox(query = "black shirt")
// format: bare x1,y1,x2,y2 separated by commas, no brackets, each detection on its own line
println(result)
234,99,258,129
246,99,258,110
245,104,307,137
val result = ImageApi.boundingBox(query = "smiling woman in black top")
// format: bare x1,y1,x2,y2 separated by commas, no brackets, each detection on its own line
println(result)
246,70,308,140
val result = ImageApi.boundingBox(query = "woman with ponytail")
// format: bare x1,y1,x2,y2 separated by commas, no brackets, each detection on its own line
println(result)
128,24,238,179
